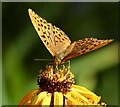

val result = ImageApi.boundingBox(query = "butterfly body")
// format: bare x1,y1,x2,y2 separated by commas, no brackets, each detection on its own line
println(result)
28,9,113,66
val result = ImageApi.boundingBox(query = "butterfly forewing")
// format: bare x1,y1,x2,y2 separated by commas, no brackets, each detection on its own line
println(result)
28,9,71,56
62,38,113,61
28,9,56,56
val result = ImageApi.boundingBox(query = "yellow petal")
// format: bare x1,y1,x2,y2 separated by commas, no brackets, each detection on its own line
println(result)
41,93,52,106
71,85,101,104
32,91,47,105
65,91,84,105
71,85,96,95
54,92,63,106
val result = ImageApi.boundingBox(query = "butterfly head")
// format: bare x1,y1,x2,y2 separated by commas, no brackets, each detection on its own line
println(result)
54,56,62,66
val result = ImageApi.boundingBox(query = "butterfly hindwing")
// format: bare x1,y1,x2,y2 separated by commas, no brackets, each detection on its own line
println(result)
62,38,113,61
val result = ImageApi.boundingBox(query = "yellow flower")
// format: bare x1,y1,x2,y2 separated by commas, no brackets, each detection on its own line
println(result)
18,64,106,106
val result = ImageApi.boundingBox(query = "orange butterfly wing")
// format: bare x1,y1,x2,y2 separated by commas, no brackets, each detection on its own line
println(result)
28,9,71,56
28,9,113,64
62,38,113,61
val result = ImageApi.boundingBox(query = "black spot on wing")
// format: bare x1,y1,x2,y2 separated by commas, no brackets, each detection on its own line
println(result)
38,28,40,31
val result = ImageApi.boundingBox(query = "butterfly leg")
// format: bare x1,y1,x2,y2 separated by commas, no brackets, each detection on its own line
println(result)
55,65,59,73
68,60,70,67
62,64,65,70
64,60,70,68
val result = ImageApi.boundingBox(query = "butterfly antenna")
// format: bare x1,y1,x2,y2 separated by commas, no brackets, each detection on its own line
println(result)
33,59,53,61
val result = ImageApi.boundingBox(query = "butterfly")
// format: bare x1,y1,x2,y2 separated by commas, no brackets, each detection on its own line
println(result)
28,9,113,65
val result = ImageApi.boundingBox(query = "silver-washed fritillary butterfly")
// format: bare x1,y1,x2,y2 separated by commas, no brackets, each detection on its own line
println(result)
28,9,113,65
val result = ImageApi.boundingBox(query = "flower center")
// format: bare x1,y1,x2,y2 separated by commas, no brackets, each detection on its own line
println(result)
37,64,74,94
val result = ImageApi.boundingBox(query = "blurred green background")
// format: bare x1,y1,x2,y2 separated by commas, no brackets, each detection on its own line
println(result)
2,2,118,105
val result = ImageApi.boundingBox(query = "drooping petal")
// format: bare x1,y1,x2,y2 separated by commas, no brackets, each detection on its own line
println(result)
41,93,52,106
54,92,63,106
18,89,40,106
